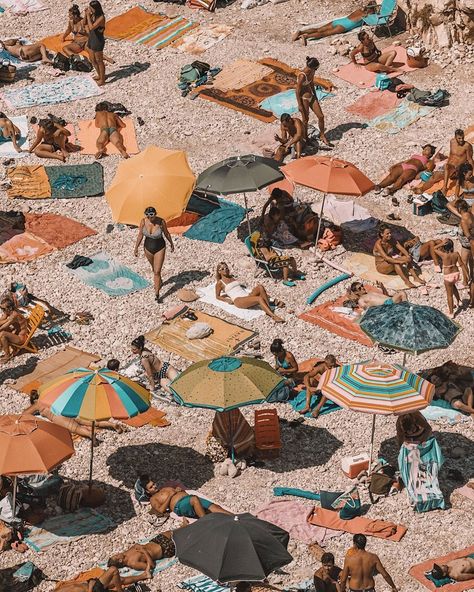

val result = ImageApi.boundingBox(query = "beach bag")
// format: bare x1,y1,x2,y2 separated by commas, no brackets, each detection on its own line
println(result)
0,562,45,592
375,73,391,91
267,384,291,403
52,52,71,72
431,190,448,214
180,64,200,84
69,54,93,72
331,487,362,519
57,483,83,512
0,62,16,83
418,89,449,107
317,226,342,251
320,490,344,510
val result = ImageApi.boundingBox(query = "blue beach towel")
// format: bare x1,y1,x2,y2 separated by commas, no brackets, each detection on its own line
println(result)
260,87,333,118
421,399,469,425
289,389,341,418
179,575,229,592
368,99,434,134
184,198,245,244
99,555,177,577
273,487,321,501
66,252,149,296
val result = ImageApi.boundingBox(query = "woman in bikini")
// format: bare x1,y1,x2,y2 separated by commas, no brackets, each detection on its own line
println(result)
62,5,89,56
350,30,397,73
455,200,474,287
374,144,436,197
373,225,425,289
215,262,285,322
94,102,129,159
85,0,107,86
130,335,179,394
0,112,23,153
270,338,298,388
0,298,28,362
134,206,174,302
29,119,73,162
434,239,469,318
296,57,334,147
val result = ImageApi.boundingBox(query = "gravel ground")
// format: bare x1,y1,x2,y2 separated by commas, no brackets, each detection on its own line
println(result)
0,0,473,590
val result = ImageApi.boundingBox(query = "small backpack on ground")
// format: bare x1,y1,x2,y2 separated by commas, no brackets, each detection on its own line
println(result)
180,64,201,85
52,52,70,72
69,54,93,72
431,190,449,214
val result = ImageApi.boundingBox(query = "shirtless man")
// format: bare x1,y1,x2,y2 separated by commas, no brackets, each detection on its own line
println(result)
94,102,129,160
314,552,342,592
150,486,231,519
347,281,407,312
430,375,474,416
55,566,147,592
431,557,474,582
29,119,73,162
340,534,398,592
443,130,474,194
300,354,339,417
1,38,52,64
0,298,28,362
108,529,178,575
274,113,306,162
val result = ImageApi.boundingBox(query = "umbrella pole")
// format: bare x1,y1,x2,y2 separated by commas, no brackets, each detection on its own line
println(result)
12,475,17,520
368,414,376,475
402,351,407,367
314,192,326,250
244,192,251,236
88,421,95,489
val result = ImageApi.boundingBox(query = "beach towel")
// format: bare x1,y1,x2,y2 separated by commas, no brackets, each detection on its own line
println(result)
197,283,265,320
199,59,300,123
66,251,149,296
256,500,341,546
184,199,245,244
342,219,412,254
105,6,165,40
45,163,104,199
130,16,199,49
12,346,101,394
273,487,321,501
409,546,474,591
421,400,469,425
398,437,445,512
146,309,257,362
368,99,435,134
0,231,53,263
123,407,171,428
168,212,201,235
321,194,372,227
212,408,255,457
174,24,233,54
24,508,114,552
55,568,105,591
179,575,229,592
41,33,88,57
260,87,333,118
455,485,474,502
6,165,52,199
289,389,341,417
0,116,29,157
344,253,430,290
1,75,103,109
99,555,176,577
346,89,401,119
212,60,274,92
76,118,139,155
0,0,45,13
25,212,96,249
308,507,407,541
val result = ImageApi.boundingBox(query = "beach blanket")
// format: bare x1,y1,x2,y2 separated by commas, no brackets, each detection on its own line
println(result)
66,251,149,297
1,75,103,109
99,555,176,577
289,389,341,417
76,118,139,155
7,165,51,199
0,0,45,13
0,116,29,157
409,546,474,591
346,89,401,119
256,500,341,546
129,15,199,49
199,59,300,123
55,568,105,591
12,346,101,394
260,87,333,118
0,231,53,263
399,437,445,512
333,46,418,89
24,508,114,552
368,99,435,134
41,33,88,57
174,24,233,54
145,309,257,362
344,253,430,290
212,60,274,92
421,399,470,425
308,507,407,541
273,487,321,501
179,575,229,592
184,199,245,244
197,283,265,320
44,163,104,199
123,407,170,428
105,6,165,40
25,212,96,249
342,219,412,254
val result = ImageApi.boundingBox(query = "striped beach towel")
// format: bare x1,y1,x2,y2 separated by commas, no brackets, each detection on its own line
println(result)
130,16,199,49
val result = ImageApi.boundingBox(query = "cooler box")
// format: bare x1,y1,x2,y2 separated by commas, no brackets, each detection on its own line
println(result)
341,453,370,479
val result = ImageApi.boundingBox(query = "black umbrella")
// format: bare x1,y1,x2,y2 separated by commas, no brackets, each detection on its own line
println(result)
173,512,292,583
196,155,284,235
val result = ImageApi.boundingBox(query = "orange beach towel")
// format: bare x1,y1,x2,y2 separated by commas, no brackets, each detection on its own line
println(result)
105,6,166,40
76,118,139,156
409,545,474,591
41,33,88,57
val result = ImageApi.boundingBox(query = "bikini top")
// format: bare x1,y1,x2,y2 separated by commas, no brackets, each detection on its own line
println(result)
143,223,163,239
410,154,428,166
361,42,381,60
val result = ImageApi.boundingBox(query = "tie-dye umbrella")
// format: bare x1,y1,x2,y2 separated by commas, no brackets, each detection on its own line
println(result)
39,368,150,485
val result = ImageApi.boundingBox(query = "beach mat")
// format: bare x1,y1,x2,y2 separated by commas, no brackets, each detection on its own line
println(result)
174,23,233,54
344,253,430,290
130,16,199,49
66,251,149,296
0,116,29,157
1,75,103,109
211,59,273,92
123,407,170,428
289,388,341,417
12,346,101,394
0,231,53,263
145,309,257,362
260,87,333,118
184,198,245,244
105,6,165,40
76,118,139,155
55,568,104,591
45,162,104,199
346,89,401,119
41,33,88,57
199,59,300,123
368,99,434,134
197,283,265,320
25,212,96,249
7,165,52,199
24,508,114,552
409,546,474,591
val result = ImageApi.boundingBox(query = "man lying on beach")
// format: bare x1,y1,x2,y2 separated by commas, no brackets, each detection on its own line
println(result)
300,354,339,417
274,113,306,162
150,486,232,519
94,102,129,160
431,556,474,582
56,566,147,592
346,281,407,311
1,38,52,64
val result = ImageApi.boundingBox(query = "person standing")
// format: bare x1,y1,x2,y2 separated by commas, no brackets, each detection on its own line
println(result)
134,207,174,302
85,0,107,86
340,534,398,592
443,129,474,194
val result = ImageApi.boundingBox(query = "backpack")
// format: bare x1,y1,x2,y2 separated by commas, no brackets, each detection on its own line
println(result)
431,190,449,214
191,60,210,76
180,64,200,84
375,73,391,91
52,52,70,72
69,54,93,72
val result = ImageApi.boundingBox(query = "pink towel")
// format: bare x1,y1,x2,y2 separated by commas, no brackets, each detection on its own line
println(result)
456,485,474,502
346,90,401,119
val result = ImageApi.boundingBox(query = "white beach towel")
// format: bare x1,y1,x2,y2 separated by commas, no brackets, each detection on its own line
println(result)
197,283,265,320
0,0,46,13
0,116,29,157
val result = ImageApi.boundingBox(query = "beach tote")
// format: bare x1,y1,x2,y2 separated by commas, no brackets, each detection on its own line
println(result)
331,486,362,519
320,490,343,510
375,73,391,91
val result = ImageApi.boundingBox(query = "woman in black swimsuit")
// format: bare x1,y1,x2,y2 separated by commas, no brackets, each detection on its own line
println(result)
134,206,174,302
85,0,106,86
350,31,397,73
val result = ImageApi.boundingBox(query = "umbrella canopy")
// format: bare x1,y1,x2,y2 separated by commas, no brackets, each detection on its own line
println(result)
170,356,285,412
0,414,74,475
106,145,195,226
38,368,151,422
282,156,374,196
196,155,284,195
173,513,292,583
359,301,461,354
317,361,434,415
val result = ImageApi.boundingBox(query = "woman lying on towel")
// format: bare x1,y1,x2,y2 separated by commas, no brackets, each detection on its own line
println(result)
350,31,398,73
130,335,179,396
0,38,52,64
215,262,285,323
0,112,22,153
374,144,436,196
292,3,377,45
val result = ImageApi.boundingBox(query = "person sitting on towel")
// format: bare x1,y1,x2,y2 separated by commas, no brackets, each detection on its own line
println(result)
150,486,232,519
350,31,398,74
300,355,339,417
1,38,52,64
274,113,306,162
0,297,28,363
346,280,407,311
29,118,74,162
56,566,148,592
94,102,129,160
395,411,432,447
431,557,474,582
0,112,23,153
314,552,342,592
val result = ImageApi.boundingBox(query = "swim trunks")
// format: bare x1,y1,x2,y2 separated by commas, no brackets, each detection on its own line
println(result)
150,533,176,557
173,495,212,518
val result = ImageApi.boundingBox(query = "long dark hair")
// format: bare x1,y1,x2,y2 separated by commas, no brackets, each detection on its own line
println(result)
90,0,104,17
70,4,81,18
458,163,473,186
131,335,145,351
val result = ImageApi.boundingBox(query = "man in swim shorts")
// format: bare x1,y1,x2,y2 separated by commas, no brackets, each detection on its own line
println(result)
431,556,474,582
347,281,407,311
150,486,232,519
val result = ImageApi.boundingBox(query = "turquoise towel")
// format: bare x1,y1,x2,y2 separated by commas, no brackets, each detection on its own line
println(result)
289,389,341,417
24,508,114,552
273,487,320,501
368,100,434,134
179,575,229,592
260,87,333,118
425,557,474,587
184,198,245,244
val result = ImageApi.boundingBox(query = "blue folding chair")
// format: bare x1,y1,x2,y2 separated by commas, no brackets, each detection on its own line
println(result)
362,0,398,36
244,233,282,280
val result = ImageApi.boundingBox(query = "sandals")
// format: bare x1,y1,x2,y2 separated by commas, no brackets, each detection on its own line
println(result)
11,541,28,553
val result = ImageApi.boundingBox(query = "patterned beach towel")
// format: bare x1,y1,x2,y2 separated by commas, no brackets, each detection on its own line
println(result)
130,15,199,49
45,162,104,199
1,75,103,109
179,575,229,592
260,87,333,118
368,100,435,134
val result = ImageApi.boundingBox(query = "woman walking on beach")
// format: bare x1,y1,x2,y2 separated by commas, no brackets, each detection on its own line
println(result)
85,0,107,86
134,206,174,302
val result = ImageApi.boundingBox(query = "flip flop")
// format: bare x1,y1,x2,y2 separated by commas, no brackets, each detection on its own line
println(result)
283,280,296,287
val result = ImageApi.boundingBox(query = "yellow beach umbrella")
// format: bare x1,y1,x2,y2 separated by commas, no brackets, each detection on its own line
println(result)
106,145,195,225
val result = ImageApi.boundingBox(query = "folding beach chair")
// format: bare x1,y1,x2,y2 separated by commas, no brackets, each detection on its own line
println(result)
11,304,45,355
254,408,281,459
244,232,283,280
362,0,398,36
